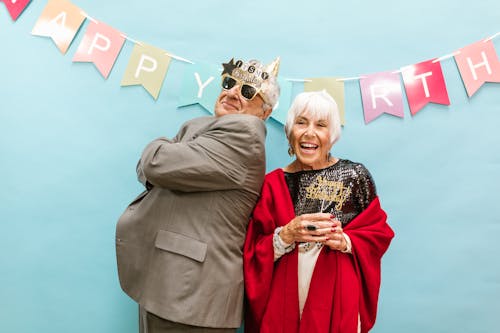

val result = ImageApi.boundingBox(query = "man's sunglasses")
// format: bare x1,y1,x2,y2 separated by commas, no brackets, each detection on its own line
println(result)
221,75,260,101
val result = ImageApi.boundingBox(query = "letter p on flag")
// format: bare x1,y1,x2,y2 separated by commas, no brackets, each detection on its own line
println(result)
73,20,125,79
121,42,172,100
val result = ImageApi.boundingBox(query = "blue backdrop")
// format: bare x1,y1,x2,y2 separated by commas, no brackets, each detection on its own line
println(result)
1,1,499,332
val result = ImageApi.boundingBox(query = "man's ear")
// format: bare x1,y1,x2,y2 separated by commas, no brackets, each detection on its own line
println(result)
261,105,273,120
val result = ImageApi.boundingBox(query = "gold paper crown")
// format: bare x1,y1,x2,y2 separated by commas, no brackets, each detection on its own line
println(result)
221,57,280,90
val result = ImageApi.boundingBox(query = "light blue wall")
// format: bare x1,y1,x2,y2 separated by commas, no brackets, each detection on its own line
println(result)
1,1,499,332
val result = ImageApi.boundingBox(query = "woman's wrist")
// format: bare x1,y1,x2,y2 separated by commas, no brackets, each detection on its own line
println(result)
279,224,294,244
340,232,352,253
273,226,295,260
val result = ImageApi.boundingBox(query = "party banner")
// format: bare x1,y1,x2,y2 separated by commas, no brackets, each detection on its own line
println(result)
3,0,31,21
269,77,293,125
120,42,172,100
31,0,86,54
401,59,450,115
72,20,125,79
359,71,404,124
304,77,346,125
454,39,500,97
178,62,221,114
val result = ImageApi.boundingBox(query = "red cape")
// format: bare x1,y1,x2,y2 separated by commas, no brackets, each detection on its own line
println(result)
244,168,394,333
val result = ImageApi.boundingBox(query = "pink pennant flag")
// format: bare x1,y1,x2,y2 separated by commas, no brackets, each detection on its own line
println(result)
3,0,31,21
454,39,500,97
401,59,450,115
359,71,404,124
72,20,125,79
31,0,86,54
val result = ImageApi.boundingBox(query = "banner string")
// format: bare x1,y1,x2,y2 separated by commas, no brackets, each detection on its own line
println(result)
286,30,499,83
485,31,500,42
28,3,500,92
75,8,500,83
81,11,194,64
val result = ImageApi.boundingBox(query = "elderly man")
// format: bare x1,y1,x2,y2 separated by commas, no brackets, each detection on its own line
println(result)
116,57,280,333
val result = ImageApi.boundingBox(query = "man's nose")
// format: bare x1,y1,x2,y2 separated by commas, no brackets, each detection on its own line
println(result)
226,84,240,97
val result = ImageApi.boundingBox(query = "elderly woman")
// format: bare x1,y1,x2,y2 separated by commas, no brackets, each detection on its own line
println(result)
243,90,394,333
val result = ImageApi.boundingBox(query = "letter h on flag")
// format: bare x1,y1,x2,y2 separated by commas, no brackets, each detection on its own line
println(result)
454,39,500,97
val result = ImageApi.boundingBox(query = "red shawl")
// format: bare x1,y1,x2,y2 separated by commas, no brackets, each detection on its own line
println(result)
243,168,394,333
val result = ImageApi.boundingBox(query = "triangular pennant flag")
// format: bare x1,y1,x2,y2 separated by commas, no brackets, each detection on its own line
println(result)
120,42,171,100
3,0,31,21
31,0,86,54
72,20,125,79
401,59,450,115
269,77,293,125
359,71,404,124
304,77,346,125
454,39,500,97
178,62,220,114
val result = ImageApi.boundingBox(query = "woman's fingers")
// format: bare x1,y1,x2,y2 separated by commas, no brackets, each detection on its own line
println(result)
283,214,343,244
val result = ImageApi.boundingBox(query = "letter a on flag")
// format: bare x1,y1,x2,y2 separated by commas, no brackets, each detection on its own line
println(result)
72,20,125,79
31,0,86,54
121,42,172,100
455,39,500,97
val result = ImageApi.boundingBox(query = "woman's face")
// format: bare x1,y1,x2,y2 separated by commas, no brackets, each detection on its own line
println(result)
289,111,333,170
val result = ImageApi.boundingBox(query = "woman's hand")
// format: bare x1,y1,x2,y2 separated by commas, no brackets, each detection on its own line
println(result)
279,213,335,244
322,219,348,252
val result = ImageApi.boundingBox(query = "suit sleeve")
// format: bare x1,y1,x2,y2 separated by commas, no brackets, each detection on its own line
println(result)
140,115,265,192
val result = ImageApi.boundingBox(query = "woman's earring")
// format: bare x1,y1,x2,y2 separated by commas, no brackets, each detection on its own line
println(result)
288,145,295,156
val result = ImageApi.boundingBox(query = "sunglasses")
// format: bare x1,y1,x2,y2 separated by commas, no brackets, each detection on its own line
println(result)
221,75,260,101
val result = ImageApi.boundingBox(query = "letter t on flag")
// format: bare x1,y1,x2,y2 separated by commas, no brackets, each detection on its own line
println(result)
2,0,31,21
401,59,450,115
72,20,125,79
454,39,500,97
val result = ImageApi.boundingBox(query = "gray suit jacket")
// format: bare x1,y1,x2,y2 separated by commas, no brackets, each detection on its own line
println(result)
116,114,267,328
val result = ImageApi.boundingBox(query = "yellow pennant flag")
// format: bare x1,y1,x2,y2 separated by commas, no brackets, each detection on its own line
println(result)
304,78,345,125
121,42,172,100
31,0,86,54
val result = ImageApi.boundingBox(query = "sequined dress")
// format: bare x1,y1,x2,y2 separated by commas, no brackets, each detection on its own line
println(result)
283,158,377,316
285,158,376,226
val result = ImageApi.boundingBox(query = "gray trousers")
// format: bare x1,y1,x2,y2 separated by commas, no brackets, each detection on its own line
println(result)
139,307,237,333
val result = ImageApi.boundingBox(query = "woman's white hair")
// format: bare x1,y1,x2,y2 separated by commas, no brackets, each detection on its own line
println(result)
284,90,342,145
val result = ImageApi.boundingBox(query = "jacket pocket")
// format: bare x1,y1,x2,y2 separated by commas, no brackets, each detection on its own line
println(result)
155,230,207,263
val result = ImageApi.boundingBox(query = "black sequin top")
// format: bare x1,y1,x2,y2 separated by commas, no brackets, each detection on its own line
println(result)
284,159,377,227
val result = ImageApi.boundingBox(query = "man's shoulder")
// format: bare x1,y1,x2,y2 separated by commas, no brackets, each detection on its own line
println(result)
183,114,264,130
207,115,266,140
216,114,265,128
181,116,213,127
